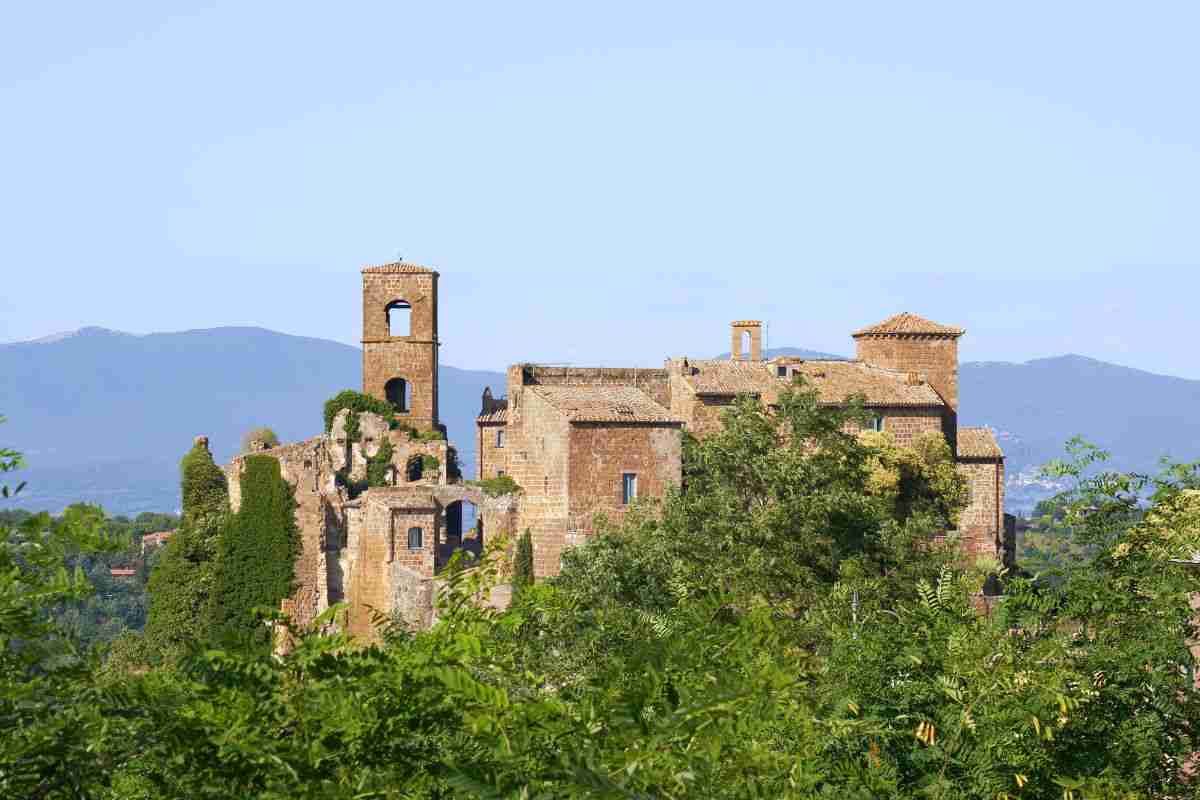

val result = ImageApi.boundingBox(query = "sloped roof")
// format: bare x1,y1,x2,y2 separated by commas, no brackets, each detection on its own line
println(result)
529,385,681,424
477,400,508,424
852,312,965,338
789,360,945,406
680,359,945,407
957,427,1004,459
361,261,438,275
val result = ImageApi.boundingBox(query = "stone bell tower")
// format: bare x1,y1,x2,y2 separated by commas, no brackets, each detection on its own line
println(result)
361,262,440,432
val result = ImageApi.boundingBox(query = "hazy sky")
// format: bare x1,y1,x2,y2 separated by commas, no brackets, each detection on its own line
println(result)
3,2,1199,376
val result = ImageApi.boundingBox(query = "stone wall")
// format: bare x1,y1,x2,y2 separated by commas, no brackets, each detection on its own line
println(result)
843,407,945,448
956,458,1005,562
855,334,959,447
567,423,682,538
507,389,572,578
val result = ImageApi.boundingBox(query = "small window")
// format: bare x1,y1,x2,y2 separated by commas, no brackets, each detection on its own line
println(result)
497,469,506,477
776,365,788,378
407,527,423,549
496,429,505,448
869,415,885,432
622,473,638,505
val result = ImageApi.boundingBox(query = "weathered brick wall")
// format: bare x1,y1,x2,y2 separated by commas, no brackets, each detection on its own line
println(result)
477,421,508,480
361,270,440,431
956,458,1005,562
567,423,682,538
843,407,945,448
347,491,439,639
855,335,959,446
506,388,572,578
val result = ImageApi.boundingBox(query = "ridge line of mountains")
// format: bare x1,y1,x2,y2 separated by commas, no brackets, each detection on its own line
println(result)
4,326,1198,516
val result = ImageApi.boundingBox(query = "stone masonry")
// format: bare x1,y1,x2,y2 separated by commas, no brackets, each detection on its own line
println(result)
214,262,1010,646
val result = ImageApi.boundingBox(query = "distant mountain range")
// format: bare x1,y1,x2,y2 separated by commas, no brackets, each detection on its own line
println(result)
3,328,1197,516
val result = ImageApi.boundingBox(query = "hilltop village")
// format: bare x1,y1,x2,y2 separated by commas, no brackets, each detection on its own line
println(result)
218,262,1012,635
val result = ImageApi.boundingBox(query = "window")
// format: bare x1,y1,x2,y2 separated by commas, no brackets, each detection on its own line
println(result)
496,429,505,448
497,469,505,477
407,527,423,549
622,473,638,505
776,365,788,378
385,377,410,413
387,300,412,337
869,415,885,432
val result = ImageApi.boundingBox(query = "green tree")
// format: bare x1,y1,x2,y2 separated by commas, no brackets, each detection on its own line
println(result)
141,440,229,663
240,425,280,452
512,529,533,595
209,455,299,651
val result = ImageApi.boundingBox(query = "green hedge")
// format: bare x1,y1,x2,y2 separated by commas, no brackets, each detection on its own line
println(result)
210,455,299,652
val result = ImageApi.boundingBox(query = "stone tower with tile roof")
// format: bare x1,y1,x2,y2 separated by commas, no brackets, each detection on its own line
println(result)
852,312,965,450
361,262,441,432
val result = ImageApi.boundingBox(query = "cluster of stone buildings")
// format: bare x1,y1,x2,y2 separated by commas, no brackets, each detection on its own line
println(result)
217,262,1011,635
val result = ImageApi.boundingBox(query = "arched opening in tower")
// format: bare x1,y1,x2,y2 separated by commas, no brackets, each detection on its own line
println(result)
385,377,410,413
386,300,412,337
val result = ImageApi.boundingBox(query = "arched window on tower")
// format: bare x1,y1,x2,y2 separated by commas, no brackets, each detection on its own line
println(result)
385,377,410,413
386,300,412,337
741,330,752,359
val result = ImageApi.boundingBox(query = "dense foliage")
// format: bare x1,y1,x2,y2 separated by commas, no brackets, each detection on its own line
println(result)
140,440,229,663
210,455,300,651
471,473,523,497
3,392,1200,798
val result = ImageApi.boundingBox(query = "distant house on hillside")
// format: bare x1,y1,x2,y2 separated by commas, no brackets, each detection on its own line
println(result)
141,530,172,555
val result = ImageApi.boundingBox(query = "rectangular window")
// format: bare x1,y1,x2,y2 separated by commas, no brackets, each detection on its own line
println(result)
622,473,638,505
407,527,423,549
496,429,505,448
776,365,788,378
869,415,885,432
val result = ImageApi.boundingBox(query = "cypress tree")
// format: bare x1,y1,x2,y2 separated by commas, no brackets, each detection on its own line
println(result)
513,529,534,595
143,440,229,663
209,455,299,651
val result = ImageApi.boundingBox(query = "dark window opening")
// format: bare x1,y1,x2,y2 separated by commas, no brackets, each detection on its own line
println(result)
385,377,411,413
776,365,788,378
869,415,885,432
406,456,424,482
622,473,638,505
387,300,412,337
407,526,423,549
496,429,505,448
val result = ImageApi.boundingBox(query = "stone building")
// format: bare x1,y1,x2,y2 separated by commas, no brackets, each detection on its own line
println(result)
481,313,1013,579
214,261,1010,640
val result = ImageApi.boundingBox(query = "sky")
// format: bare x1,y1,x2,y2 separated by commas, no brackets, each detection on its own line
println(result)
2,2,1199,376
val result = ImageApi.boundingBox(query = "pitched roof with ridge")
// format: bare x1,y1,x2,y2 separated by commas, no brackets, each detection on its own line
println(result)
361,261,438,275
679,359,945,407
529,385,681,424
852,312,965,338
957,427,1004,459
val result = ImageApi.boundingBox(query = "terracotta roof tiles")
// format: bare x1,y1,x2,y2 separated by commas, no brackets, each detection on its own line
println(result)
852,312,965,338
529,385,681,424
957,427,1004,459
361,261,438,275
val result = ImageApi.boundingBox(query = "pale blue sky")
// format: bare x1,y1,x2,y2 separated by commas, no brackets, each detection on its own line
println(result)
3,2,1199,376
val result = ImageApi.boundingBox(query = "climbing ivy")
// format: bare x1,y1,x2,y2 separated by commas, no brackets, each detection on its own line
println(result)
209,455,299,652
323,390,395,433
366,440,395,488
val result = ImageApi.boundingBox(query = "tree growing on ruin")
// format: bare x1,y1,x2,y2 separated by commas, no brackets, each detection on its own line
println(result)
240,426,279,453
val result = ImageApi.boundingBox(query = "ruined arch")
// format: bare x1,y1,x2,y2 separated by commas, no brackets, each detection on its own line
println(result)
385,377,411,413
386,299,412,337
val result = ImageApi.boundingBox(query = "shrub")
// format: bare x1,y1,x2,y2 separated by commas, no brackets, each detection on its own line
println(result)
365,440,395,488
323,390,395,433
471,474,523,498
240,426,280,453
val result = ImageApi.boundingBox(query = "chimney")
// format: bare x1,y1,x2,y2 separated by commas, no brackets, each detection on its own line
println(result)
730,321,763,361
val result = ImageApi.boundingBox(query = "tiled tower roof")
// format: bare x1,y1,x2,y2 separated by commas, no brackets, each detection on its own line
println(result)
852,312,965,338
361,261,438,275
